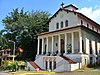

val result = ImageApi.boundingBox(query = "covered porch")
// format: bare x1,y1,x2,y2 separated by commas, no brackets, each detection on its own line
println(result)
37,28,86,56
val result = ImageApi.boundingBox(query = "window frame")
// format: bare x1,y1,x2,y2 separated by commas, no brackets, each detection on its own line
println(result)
61,21,63,28
56,23,59,29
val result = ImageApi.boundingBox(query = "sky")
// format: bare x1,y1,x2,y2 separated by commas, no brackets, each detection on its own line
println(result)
0,0,100,31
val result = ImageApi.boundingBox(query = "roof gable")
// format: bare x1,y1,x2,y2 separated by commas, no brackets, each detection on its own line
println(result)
64,4,78,10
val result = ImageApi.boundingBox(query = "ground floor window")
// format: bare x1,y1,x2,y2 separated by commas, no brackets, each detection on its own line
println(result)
85,59,87,64
90,57,93,65
54,61,56,69
45,61,47,70
45,60,56,70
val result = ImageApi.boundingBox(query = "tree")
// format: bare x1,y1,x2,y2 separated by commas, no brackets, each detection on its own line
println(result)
2,8,50,60
0,30,8,50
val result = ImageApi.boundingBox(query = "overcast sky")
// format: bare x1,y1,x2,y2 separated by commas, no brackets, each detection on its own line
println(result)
0,0,100,30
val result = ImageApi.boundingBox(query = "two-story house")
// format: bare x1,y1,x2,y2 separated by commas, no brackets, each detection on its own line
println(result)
26,4,100,72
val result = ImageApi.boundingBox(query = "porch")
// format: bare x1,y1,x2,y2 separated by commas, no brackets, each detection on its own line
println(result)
37,28,86,56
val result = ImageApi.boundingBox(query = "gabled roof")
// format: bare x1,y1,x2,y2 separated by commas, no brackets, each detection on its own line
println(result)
64,4,78,10
49,5,100,29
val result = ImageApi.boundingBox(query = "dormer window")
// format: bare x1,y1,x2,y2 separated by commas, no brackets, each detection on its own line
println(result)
81,20,83,25
61,21,63,28
65,20,68,27
56,23,59,29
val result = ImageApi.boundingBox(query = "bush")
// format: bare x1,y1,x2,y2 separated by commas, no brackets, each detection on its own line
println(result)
28,67,30,71
7,62,18,71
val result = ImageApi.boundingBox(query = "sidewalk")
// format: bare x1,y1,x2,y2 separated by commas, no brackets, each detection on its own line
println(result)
10,71,55,75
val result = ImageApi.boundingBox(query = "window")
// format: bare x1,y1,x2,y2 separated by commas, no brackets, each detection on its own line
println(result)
65,20,68,27
90,57,93,65
92,26,94,30
81,20,83,25
95,42,98,55
97,29,98,32
66,10,68,13
85,59,87,64
89,40,92,54
87,24,89,28
74,12,76,15
61,21,63,28
56,23,59,29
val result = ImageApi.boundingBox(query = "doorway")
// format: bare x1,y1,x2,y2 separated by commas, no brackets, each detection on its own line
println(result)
61,39,64,55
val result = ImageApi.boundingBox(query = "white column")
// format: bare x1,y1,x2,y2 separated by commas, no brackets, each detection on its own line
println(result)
46,37,49,55
64,33,67,54
52,59,54,70
72,32,74,53
42,38,44,55
79,30,82,53
58,34,61,55
37,38,40,55
51,36,54,55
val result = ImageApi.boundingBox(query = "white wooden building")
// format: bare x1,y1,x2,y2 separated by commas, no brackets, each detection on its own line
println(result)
26,4,100,72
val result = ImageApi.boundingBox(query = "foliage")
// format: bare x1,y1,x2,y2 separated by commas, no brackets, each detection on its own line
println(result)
67,44,72,53
28,67,31,71
1,8,50,60
0,30,9,49
2,60,25,70
7,62,18,70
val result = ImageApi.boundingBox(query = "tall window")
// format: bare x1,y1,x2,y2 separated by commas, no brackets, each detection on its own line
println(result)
97,29,98,32
81,20,83,25
65,20,68,27
56,23,59,29
61,21,63,28
89,40,92,54
95,42,98,55
87,24,89,28
92,26,94,30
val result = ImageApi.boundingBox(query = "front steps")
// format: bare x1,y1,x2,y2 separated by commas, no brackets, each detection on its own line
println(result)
26,55,80,72
29,61,43,70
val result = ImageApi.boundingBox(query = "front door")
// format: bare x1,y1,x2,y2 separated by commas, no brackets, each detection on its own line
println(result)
61,39,64,55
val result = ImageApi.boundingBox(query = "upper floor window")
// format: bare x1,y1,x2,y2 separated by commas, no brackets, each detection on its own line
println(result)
61,21,63,28
92,26,94,30
65,20,68,27
97,29,98,32
87,24,89,28
56,23,59,29
81,20,83,25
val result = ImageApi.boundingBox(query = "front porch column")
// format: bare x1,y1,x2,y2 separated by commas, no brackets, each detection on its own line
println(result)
42,37,44,55
51,36,54,55
58,34,61,55
64,33,67,54
37,38,40,55
79,30,82,53
46,37,49,55
72,32,74,53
